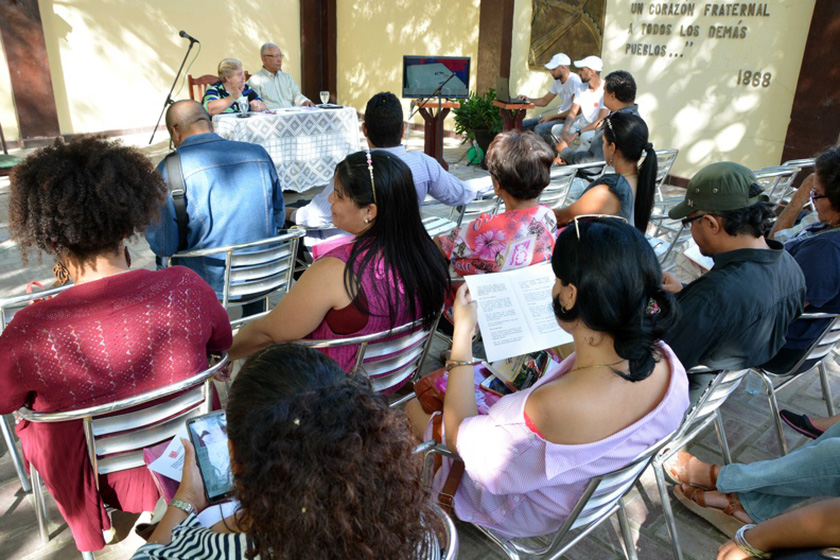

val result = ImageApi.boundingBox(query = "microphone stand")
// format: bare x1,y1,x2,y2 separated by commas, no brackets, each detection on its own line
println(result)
150,38,198,145
407,72,457,121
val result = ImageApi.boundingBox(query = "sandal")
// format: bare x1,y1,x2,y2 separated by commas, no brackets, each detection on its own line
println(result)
780,410,824,440
673,486,747,538
663,450,718,489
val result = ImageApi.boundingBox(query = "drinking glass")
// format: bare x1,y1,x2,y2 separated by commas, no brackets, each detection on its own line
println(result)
320,91,330,104
238,98,249,114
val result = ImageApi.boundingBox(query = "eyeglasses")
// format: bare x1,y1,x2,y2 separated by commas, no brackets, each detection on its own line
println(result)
680,213,710,228
572,214,628,240
810,189,828,202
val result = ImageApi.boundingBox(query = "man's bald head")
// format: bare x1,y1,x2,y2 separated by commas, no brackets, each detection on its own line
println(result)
165,100,213,147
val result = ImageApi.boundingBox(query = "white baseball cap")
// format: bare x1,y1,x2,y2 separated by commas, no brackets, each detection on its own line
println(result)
573,55,604,72
544,53,571,70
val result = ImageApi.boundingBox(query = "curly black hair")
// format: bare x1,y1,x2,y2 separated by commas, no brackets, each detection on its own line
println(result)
226,344,440,559
9,135,166,264
815,145,840,210
714,183,775,237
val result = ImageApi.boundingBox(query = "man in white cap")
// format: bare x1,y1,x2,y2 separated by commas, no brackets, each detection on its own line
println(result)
519,53,582,145
554,55,608,155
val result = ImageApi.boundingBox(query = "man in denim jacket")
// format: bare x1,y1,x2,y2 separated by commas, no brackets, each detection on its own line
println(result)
145,100,285,314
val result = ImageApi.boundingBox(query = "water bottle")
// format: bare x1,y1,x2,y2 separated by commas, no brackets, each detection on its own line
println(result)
744,372,763,395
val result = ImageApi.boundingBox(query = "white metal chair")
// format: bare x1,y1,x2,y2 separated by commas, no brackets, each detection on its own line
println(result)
646,194,694,270
428,502,459,560
17,354,229,559
538,166,578,209
654,149,680,201
451,191,503,227
295,314,442,400
417,434,674,560
162,230,305,312
651,367,750,560
0,284,73,493
753,165,802,208
751,313,840,455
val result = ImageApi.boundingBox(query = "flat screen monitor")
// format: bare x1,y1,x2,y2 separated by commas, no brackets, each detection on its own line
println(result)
402,55,470,99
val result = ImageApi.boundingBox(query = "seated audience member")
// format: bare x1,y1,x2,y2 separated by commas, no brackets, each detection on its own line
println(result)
667,424,840,545
203,58,266,116
0,137,232,553
761,146,840,372
663,162,806,398
554,111,657,232
145,100,284,317
247,42,315,109
132,344,441,559
406,218,689,537
437,130,557,276
519,53,582,145
229,151,449,372
291,91,475,227
554,56,608,156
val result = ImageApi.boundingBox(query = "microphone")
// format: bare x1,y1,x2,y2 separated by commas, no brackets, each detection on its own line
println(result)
179,30,199,43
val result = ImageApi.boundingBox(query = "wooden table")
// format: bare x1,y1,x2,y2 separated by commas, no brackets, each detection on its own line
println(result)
493,100,535,132
417,101,460,170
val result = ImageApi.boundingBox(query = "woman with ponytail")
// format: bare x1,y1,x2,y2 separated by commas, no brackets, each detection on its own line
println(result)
554,111,658,231
406,217,689,538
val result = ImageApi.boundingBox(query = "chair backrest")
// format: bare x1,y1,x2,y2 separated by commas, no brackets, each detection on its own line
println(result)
297,313,442,394
763,313,840,375
17,355,229,482
679,367,749,437
0,284,73,332
165,229,305,308
187,74,219,101
538,166,578,209
753,166,802,207
782,158,815,172
453,191,502,227
428,503,459,560
654,148,679,200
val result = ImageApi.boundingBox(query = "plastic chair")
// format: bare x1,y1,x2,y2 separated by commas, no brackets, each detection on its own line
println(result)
654,149,679,201
187,74,219,101
297,313,442,399
751,313,840,455
17,354,229,559
162,230,305,312
417,434,674,560
0,284,73,493
651,367,750,560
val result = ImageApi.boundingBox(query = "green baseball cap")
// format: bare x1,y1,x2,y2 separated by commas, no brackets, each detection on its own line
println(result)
668,162,769,220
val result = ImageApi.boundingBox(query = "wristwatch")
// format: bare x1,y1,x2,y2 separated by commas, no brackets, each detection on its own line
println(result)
169,498,197,516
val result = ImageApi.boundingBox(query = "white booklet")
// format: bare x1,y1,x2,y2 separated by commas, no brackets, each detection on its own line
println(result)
464,262,573,362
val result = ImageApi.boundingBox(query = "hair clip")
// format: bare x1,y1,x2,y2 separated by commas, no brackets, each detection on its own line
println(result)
646,298,661,316
293,418,300,426
365,149,377,204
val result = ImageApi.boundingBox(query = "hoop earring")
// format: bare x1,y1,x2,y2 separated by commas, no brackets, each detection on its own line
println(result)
53,260,70,286
124,246,132,268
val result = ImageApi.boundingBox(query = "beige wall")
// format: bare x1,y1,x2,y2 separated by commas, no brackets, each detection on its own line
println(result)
511,0,816,178
0,33,17,142
336,0,481,129
32,0,300,136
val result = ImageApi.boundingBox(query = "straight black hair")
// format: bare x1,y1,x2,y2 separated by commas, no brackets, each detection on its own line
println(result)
816,145,840,210
334,151,448,330
551,218,678,381
603,111,657,232
364,92,403,148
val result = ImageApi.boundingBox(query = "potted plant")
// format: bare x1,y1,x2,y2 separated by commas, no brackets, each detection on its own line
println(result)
453,89,503,164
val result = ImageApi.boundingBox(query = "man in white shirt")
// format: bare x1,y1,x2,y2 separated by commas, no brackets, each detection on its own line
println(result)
247,43,315,109
554,55,608,156
519,53,582,146
290,92,476,227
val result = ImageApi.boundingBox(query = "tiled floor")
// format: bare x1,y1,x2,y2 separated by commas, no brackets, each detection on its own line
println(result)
0,132,837,559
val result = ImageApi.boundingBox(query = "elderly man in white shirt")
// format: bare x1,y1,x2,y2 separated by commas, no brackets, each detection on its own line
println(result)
247,43,315,109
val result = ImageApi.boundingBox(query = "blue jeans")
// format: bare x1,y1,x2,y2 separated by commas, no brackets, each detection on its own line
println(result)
522,117,556,145
716,422,840,522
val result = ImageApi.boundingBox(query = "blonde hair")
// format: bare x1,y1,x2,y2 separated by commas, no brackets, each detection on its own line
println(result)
217,58,243,81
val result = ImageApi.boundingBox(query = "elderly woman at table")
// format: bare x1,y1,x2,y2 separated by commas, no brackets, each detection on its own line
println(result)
203,58,266,115
229,150,449,375
0,136,231,552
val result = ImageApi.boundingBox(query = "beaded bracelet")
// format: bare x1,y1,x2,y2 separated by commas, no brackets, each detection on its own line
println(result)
734,524,771,559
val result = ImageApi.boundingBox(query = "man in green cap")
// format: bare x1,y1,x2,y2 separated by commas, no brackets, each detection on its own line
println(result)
661,162,805,399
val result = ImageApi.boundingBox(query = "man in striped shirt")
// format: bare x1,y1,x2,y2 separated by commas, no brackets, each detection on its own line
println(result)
247,43,314,109
289,92,477,227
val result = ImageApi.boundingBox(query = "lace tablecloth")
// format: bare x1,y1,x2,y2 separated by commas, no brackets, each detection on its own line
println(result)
212,107,361,192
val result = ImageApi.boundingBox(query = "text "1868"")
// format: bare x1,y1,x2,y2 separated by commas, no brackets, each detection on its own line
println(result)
736,70,771,88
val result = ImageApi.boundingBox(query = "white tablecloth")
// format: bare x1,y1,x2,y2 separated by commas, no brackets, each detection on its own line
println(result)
212,107,361,193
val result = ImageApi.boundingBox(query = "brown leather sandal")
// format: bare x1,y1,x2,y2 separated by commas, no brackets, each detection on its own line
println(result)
673,485,748,538
664,450,719,489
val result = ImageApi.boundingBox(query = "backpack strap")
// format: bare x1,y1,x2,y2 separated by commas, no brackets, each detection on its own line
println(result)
163,152,189,252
